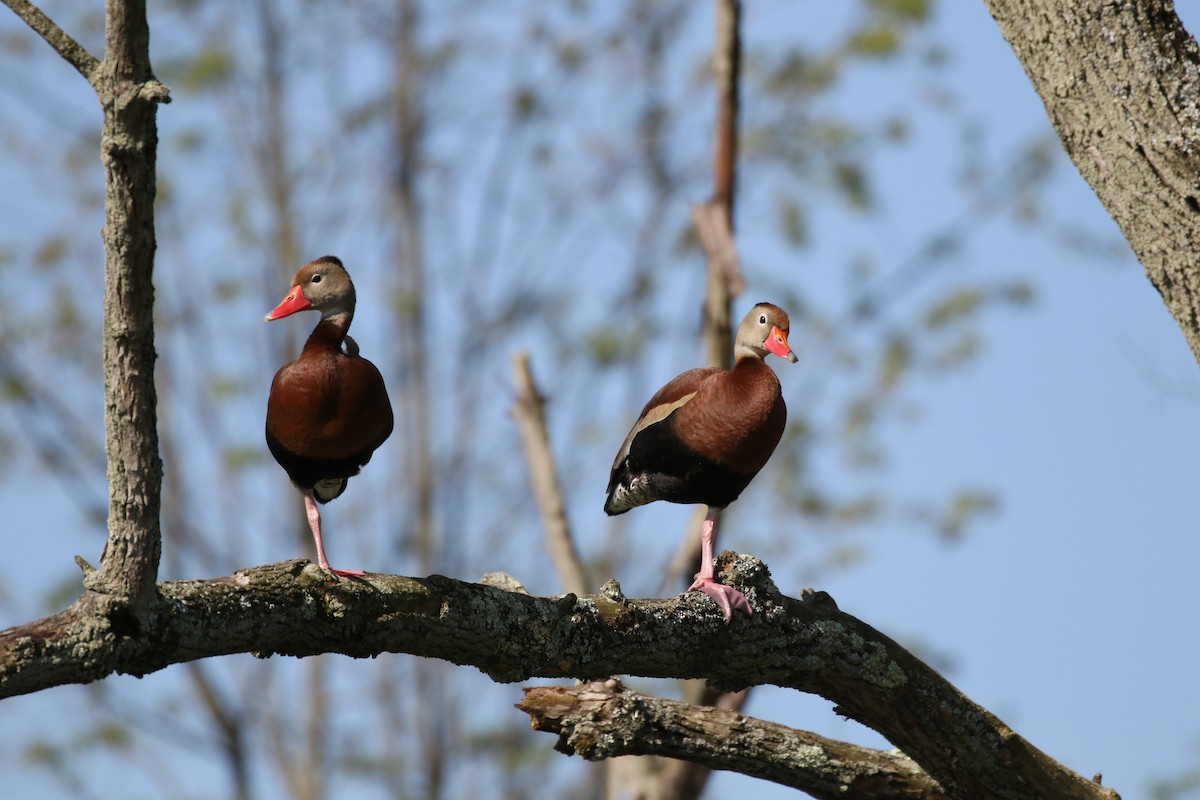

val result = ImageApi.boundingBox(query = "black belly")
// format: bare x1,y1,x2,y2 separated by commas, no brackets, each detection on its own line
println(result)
266,428,371,502
613,422,754,510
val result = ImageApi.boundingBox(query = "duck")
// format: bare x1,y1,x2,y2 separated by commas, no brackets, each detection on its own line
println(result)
264,255,393,577
605,302,797,619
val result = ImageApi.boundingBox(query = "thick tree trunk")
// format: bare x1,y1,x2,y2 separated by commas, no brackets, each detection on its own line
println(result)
983,0,1200,363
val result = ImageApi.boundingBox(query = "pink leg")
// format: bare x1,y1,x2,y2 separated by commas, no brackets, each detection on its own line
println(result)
304,491,364,578
687,506,751,620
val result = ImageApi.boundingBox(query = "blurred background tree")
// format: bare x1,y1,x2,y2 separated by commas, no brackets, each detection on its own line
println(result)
0,1,1177,799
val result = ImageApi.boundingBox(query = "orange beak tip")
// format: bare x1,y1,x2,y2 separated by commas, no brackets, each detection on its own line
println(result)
266,289,311,321
765,326,797,363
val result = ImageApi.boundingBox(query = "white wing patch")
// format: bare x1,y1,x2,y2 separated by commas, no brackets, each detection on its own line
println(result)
611,391,697,470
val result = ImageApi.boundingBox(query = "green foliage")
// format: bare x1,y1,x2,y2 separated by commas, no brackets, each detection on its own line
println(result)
207,374,247,400
23,721,132,796
170,126,207,154
21,739,60,768
775,193,807,247
793,486,882,528
50,286,83,336
213,278,242,302
924,287,983,329
221,446,260,471
763,51,838,95
1150,763,1200,799
586,327,641,367
511,85,542,120
33,236,67,268
0,373,29,401
159,47,234,94
43,574,83,613
848,26,902,58
833,160,871,209
879,332,911,390
78,722,131,749
556,39,585,72
871,0,931,21
921,489,999,541
882,115,909,142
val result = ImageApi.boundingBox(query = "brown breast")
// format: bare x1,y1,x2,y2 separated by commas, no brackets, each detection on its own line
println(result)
266,321,393,486
668,356,786,476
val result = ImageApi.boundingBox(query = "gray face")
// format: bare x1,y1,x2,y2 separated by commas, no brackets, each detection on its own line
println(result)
297,259,356,319
734,303,791,360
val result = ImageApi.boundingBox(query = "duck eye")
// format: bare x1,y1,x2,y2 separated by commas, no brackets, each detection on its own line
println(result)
759,314,767,325
311,274,323,284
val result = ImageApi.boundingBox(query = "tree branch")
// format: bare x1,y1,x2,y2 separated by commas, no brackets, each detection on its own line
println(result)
1,0,101,83
92,0,169,604
0,554,1118,800
518,678,949,800
510,351,590,596
982,0,1200,363
7,1,170,608
700,0,745,371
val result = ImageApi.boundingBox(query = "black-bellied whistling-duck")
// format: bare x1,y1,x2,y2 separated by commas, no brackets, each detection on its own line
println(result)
264,255,393,577
605,302,797,619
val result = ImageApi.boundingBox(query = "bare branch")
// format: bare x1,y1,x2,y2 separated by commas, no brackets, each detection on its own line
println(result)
0,554,1119,800
2,0,101,83
184,663,250,800
90,0,169,605
518,679,949,800
692,201,745,300
667,0,750,597
700,0,745,371
711,0,740,220
510,351,590,596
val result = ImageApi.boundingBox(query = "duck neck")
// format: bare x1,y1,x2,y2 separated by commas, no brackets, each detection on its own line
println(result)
732,344,766,364
304,309,354,352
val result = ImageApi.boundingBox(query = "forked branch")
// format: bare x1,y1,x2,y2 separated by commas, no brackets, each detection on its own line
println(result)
0,554,1118,800
1,0,99,82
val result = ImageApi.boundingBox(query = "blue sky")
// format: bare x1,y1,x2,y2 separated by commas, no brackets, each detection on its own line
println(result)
730,1,1200,796
3,2,1200,799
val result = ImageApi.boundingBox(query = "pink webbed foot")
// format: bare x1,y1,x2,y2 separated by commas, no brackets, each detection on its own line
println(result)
319,564,366,579
687,575,752,621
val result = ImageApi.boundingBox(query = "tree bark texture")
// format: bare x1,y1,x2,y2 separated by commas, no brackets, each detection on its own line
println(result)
3,0,169,609
984,0,1200,363
699,0,745,372
93,0,169,605
518,679,949,800
0,554,1118,800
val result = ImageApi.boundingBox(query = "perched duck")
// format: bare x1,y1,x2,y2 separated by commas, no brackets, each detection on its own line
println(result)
605,302,797,619
264,255,393,577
